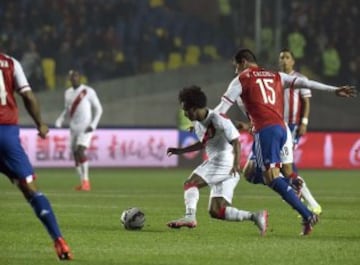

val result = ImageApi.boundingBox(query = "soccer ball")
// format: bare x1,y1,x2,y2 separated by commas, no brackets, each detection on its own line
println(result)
120,207,145,230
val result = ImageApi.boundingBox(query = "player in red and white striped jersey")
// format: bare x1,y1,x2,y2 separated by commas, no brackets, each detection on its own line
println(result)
215,48,356,235
0,52,72,260
55,70,103,191
279,48,322,215
280,49,311,146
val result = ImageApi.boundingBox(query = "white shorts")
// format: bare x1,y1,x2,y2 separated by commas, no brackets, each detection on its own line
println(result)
280,125,294,164
70,131,93,150
193,160,240,204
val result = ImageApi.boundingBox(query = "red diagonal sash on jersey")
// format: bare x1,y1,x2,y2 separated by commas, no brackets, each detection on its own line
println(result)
69,89,87,118
202,122,215,145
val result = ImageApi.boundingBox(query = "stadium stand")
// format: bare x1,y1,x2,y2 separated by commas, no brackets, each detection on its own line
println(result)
1,0,358,90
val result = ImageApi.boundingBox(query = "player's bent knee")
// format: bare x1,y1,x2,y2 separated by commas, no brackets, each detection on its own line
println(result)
242,170,252,182
243,164,266,185
208,209,219,219
26,191,45,205
244,174,254,183
17,182,38,200
208,207,226,220
281,164,293,177
246,173,266,185
183,182,198,190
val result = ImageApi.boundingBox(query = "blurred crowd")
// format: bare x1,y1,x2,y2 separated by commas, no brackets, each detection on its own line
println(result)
1,0,235,90
281,0,359,85
0,0,358,90
232,0,359,86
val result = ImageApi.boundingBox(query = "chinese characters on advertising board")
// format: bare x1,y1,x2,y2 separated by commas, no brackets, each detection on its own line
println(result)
20,129,360,169
20,129,178,167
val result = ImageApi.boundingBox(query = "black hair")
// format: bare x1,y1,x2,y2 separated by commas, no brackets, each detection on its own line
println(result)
178,85,207,110
69,69,81,75
280,48,295,59
234,48,257,63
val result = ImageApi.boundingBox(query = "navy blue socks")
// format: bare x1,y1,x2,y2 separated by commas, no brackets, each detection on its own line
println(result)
29,192,62,240
270,177,312,220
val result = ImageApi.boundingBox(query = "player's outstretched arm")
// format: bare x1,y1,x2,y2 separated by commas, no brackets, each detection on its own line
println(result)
20,90,49,139
280,72,357,98
167,141,204,156
335,86,357,97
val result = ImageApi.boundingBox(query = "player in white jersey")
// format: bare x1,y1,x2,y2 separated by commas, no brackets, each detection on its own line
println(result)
279,48,322,214
166,85,268,236
55,70,103,191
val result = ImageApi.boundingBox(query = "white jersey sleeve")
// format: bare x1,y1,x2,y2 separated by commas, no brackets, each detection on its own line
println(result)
193,121,206,143
88,89,103,130
214,76,243,114
280,72,337,92
216,114,240,142
235,97,247,116
201,111,240,161
13,58,31,93
292,72,311,98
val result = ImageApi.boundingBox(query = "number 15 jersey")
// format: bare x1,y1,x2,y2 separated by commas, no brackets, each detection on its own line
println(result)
219,66,285,132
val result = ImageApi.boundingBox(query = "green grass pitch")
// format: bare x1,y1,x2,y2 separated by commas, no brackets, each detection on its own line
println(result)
0,168,359,265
